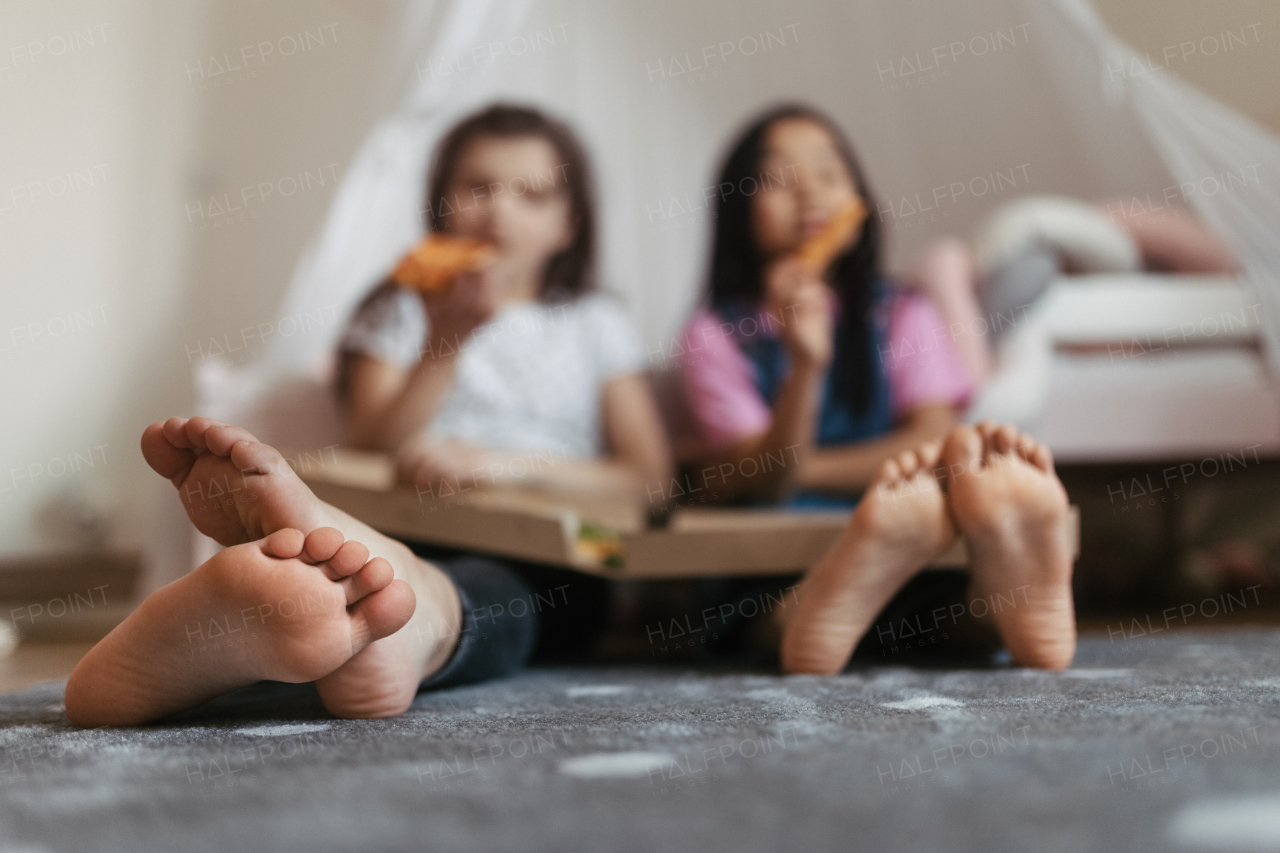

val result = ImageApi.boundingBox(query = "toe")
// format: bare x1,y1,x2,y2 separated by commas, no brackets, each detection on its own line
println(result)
184,417,231,451
878,457,902,484
994,424,1018,455
162,417,197,450
348,579,416,649
896,450,919,478
326,540,372,579
227,437,290,477
261,528,305,559
302,527,345,564
340,557,393,604
917,439,943,469
918,440,946,489
142,421,197,484
1029,441,1055,474
942,425,983,484
204,423,261,456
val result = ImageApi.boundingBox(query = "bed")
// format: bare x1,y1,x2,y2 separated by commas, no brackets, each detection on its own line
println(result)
968,273,1280,461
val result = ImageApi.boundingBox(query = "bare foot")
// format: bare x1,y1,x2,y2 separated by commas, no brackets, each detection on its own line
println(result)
141,416,325,547
943,422,1076,670
65,528,414,727
781,441,957,675
138,416,462,718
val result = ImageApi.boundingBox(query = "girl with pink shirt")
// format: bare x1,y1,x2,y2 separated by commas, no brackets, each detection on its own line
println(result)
680,105,973,506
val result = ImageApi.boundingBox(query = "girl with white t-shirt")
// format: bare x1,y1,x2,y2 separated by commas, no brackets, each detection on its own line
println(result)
333,104,673,680
338,104,670,502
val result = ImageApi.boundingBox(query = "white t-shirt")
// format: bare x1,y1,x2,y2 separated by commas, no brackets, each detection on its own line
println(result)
339,286,647,458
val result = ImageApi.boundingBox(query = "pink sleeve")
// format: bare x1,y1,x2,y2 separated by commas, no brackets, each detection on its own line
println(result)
882,293,974,417
678,309,772,449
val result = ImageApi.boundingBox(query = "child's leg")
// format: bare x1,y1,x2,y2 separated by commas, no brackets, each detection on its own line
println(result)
65,528,414,727
943,422,1076,669
136,416,464,719
780,441,957,675
902,237,993,384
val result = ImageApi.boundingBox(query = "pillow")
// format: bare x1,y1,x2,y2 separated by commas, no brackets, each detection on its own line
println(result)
1104,204,1239,274
973,195,1141,276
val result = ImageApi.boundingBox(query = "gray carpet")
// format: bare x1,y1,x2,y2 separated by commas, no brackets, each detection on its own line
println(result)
2,628,1279,853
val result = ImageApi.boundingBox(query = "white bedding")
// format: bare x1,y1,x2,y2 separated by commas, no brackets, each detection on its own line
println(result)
1035,347,1280,461
1036,274,1260,347
968,274,1280,462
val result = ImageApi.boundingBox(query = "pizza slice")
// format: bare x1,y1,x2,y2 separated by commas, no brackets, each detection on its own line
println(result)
391,233,495,293
794,198,867,271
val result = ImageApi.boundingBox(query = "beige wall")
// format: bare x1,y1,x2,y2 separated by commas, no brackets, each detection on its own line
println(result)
0,1,207,557
180,0,400,372
1096,0,1280,132
0,0,394,559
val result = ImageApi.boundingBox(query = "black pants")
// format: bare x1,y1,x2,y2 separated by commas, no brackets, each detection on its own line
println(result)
411,542,1004,690
411,543,614,689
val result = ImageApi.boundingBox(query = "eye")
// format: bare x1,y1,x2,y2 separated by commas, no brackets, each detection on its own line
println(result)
526,187,567,206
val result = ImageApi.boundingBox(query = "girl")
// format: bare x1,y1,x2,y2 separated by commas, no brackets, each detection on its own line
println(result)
338,104,670,503
680,104,973,506
335,104,673,672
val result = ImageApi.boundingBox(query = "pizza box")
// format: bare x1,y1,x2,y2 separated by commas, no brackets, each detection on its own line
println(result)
288,448,1078,579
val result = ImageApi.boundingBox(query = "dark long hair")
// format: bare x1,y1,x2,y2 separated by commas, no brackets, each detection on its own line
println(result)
426,103,597,302
707,104,883,414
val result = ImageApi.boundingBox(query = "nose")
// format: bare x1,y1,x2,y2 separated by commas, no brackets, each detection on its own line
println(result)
469,184,514,236
485,189,524,236
792,169,820,202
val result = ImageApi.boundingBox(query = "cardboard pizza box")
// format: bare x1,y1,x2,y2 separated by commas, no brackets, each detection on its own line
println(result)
288,448,1079,579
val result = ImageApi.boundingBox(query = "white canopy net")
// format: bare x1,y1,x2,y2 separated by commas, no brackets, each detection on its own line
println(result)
255,0,1278,383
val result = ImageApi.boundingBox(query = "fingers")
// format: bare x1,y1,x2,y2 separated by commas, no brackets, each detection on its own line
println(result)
396,450,440,487
396,438,483,489
765,256,820,302
443,270,501,321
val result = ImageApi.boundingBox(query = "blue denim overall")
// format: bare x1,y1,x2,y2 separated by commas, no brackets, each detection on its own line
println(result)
721,282,893,508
